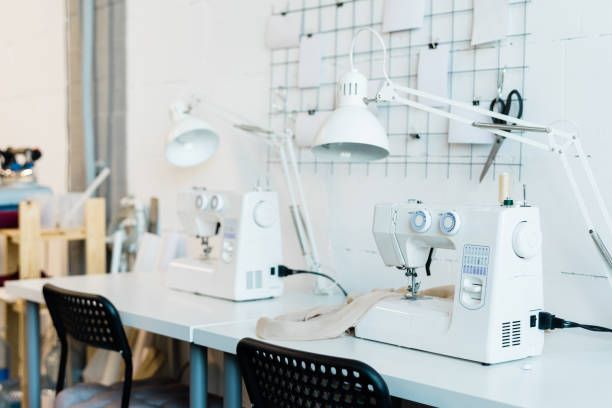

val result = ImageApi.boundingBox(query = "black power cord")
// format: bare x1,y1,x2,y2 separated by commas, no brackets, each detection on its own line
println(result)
277,265,348,297
538,312,612,333
425,248,434,276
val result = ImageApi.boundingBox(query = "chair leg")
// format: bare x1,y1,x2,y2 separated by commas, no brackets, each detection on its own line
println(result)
121,357,133,408
55,338,68,394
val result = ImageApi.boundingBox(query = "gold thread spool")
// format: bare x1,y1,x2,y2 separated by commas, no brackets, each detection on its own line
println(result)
498,173,510,204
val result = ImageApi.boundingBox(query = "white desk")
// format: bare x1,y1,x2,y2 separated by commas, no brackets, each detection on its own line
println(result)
192,321,612,408
9,273,612,408
5,273,344,408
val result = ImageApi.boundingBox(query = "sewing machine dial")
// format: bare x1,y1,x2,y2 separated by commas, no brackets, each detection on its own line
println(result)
210,194,225,212
440,211,461,235
195,194,208,211
411,210,432,232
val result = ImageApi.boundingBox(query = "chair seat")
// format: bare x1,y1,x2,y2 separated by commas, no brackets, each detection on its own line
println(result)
55,378,222,408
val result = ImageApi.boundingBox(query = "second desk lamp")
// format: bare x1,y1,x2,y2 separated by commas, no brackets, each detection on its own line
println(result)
165,100,336,295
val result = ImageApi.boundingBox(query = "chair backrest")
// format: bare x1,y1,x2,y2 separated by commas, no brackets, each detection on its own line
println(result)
237,338,393,408
43,283,133,407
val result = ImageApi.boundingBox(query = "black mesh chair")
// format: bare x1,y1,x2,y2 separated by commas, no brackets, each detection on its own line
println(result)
43,283,133,408
237,337,393,408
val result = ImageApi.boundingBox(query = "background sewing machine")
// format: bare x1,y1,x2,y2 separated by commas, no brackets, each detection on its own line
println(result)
355,199,545,364
165,188,284,301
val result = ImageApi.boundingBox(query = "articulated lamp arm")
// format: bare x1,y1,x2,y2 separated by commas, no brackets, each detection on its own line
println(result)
376,80,612,283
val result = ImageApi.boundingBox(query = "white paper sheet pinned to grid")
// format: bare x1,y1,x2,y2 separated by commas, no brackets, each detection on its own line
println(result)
298,34,323,88
448,107,495,144
267,13,301,49
417,48,450,107
295,111,331,147
382,0,425,33
471,0,509,46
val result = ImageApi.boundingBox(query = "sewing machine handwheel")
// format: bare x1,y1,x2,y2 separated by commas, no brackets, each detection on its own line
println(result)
253,200,276,228
512,221,542,259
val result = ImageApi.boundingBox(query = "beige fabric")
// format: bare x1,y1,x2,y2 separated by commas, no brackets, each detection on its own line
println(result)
256,285,455,341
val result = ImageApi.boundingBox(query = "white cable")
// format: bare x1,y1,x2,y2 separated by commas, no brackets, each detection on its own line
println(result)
350,27,390,82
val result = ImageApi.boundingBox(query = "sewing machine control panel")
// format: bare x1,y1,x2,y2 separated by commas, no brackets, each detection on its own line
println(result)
460,244,489,309
221,218,237,263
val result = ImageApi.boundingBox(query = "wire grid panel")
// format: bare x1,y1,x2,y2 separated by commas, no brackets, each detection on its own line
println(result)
268,0,531,180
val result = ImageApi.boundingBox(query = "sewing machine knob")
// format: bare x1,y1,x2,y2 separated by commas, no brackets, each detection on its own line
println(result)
440,211,461,235
512,221,542,259
195,194,208,211
411,210,432,232
210,194,225,212
253,200,276,228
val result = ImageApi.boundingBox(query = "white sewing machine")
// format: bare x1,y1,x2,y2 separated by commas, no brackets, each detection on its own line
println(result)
165,188,284,301
355,200,545,364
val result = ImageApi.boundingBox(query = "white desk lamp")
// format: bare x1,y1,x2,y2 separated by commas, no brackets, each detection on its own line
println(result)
166,101,219,167
311,68,389,161
164,102,334,295
314,28,612,286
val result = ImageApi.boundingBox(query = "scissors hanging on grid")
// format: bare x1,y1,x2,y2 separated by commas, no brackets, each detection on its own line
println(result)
479,69,524,182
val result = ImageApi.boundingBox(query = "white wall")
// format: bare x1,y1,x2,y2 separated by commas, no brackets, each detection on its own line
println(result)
0,0,67,194
126,0,273,211
127,0,612,327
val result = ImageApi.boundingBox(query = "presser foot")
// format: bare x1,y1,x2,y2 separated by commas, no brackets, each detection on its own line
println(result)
405,267,429,300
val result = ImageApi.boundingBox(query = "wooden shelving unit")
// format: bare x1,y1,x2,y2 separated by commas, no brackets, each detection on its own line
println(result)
0,198,106,405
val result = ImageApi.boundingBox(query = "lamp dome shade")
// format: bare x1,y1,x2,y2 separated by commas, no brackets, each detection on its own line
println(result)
165,111,219,167
312,106,389,161
312,69,389,162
